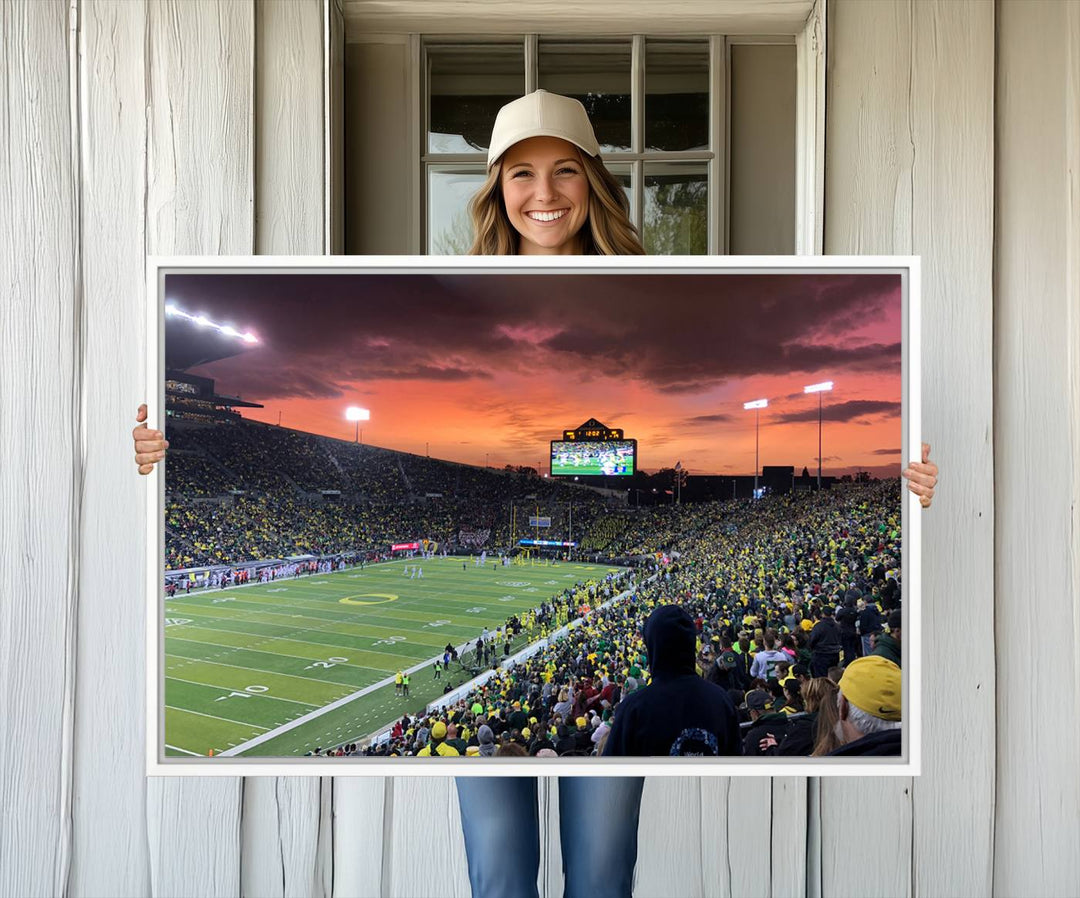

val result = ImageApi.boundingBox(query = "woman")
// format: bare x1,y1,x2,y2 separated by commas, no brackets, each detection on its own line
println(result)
132,89,939,898
452,91,647,898
466,91,643,257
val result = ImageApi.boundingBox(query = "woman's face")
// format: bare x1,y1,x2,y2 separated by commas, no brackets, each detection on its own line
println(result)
499,136,590,255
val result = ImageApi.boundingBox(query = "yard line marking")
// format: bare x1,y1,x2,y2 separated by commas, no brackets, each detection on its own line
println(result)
165,705,270,731
165,637,428,674
165,743,203,757
165,676,324,708
165,610,454,647
216,633,482,757
164,652,382,686
165,631,430,667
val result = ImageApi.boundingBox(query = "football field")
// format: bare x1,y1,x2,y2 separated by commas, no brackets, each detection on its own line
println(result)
162,556,622,757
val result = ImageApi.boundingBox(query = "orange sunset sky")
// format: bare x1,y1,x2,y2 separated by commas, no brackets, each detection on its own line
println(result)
168,271,904,479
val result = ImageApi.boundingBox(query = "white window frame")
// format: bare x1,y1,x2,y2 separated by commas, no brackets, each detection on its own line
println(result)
403,1,825,256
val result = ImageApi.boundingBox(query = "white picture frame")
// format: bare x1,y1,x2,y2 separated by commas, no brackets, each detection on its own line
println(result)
145,254,921,777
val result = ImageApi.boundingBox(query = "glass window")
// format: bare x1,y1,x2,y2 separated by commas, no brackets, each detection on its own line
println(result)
428,167,488,254
605,163,634,213
538,41,632,153
645,40,710,152
417,35,793,256
643,163,708,255
427,44,524,154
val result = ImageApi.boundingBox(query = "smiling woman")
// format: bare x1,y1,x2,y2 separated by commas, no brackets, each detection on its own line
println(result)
500,137,591,254
454,89,648,898
466,90,645,256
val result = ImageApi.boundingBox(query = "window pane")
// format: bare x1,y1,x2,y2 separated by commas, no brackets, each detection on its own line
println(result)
604,163,634,221
645,40,709,152
428,44,524,154
538,41,632,153
643,163,707,254
428,167,487,254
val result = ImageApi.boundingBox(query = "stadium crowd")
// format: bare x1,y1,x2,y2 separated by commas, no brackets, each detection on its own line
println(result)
164,419,614,570
163,417,904,759
329,480,904,759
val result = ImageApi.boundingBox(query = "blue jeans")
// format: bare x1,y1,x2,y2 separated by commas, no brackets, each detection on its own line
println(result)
455,776,645,898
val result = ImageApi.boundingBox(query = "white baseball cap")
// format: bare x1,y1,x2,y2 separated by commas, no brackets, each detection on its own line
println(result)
486,90,601,168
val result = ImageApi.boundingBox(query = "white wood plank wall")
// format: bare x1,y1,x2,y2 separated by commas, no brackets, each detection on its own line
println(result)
0,3,79,897
142,0,253,894
71,1,152,894
244,3,331,898
823,3,996,897
994,1,1080,895
0,2,1077,897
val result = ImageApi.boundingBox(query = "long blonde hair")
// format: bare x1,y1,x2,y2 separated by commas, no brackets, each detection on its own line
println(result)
804,677,843,757
468,151,645,256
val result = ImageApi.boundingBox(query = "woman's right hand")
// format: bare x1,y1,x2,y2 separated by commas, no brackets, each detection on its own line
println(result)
133,403,169,474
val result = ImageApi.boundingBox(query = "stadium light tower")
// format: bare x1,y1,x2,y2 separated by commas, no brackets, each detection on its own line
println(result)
345,406,370,443
165,303,258,344
743,398,768,499
803,381,834,489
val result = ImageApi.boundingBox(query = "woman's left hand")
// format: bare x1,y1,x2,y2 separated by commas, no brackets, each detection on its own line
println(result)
902,442,938,509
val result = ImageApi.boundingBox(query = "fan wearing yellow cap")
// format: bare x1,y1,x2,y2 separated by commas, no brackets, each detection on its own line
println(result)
827,655,903,756
417,720,460,757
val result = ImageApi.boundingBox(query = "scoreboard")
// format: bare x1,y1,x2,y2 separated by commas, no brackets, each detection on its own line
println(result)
551,417,637,477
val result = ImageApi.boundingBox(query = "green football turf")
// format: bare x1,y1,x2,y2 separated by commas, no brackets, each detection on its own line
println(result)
162,556,622,757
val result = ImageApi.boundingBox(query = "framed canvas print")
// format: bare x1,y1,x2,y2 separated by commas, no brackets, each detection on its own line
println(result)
145,255,921,776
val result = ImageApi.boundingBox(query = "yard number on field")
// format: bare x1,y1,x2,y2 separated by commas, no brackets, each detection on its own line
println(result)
215,684,269,702
372,635,406,647
305,656,349,670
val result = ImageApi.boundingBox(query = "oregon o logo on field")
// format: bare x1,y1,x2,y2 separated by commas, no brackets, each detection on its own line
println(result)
339,593,399,606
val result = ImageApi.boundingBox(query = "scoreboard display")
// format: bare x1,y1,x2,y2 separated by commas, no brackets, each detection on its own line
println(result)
550,440,636,477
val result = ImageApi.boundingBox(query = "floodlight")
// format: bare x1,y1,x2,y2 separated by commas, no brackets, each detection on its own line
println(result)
804,381,835,488
744,399,768,496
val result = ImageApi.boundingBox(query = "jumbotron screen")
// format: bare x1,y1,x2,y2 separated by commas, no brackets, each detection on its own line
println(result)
550,440,637,476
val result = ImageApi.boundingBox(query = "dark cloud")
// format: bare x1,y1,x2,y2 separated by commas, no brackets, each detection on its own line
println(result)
682,413,736,426
872,448,902,456
166,271,902,400
774,400,901,424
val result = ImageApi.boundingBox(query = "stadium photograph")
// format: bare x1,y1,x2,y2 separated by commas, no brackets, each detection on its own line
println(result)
154,265,910,766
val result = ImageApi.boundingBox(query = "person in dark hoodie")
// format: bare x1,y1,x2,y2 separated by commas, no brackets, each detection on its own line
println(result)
808,606,843,677
827,655,902,756
870,609,902,667
603,604,741,757
834,596,862,667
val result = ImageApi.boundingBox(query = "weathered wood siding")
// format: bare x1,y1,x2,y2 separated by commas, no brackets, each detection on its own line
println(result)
823,2,996,897
993,1,1080,895
1,2,1077,897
